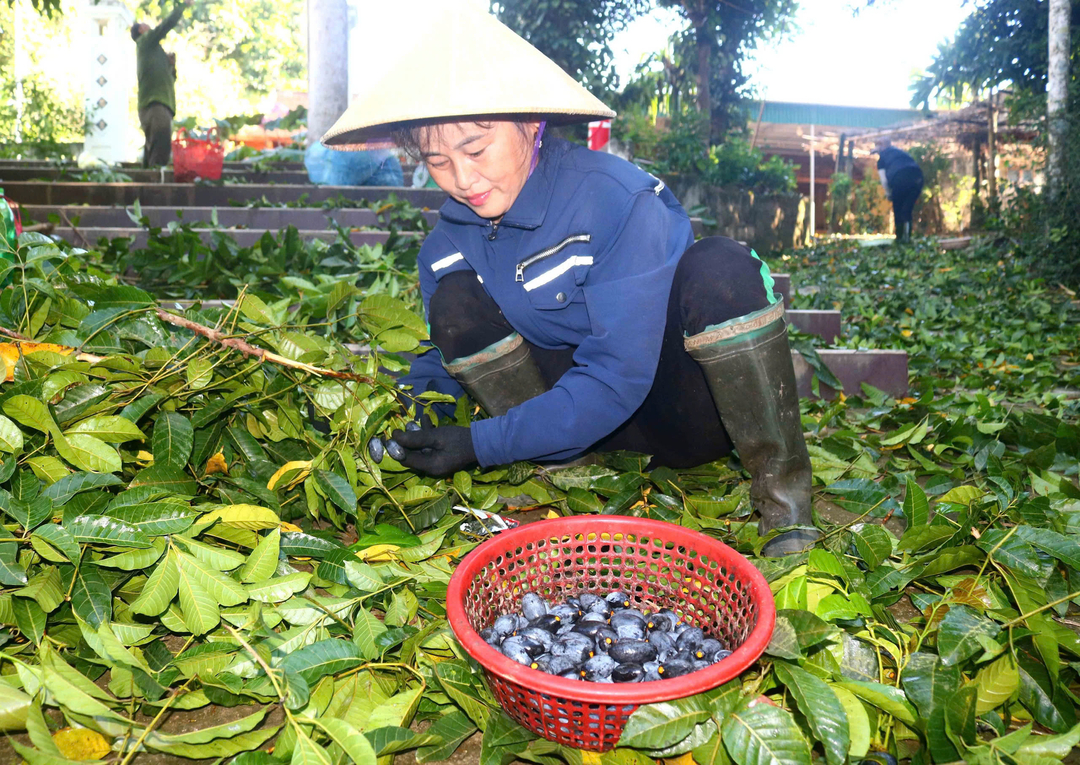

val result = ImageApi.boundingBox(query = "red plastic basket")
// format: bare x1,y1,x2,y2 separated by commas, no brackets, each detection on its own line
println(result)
172,127,224,182
446,517,776,751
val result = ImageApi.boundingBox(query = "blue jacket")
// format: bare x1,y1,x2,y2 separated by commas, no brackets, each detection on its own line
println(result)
400,138,694,468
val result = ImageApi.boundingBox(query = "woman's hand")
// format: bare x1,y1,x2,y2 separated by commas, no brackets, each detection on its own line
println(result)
391,425,476,477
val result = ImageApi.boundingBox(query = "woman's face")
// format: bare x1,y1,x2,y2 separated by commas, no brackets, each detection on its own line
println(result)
420,121,539,221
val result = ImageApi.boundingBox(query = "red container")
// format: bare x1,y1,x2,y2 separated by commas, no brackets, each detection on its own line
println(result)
172,127,225,182
446,517,776,751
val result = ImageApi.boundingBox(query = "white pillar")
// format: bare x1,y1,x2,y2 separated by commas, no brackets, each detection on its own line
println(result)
1047,0,1072,199
809,123,816,237
83,0,135,163
307,0,349,146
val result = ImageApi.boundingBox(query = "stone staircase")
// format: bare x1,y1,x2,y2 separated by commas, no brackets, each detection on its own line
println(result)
2,168,906,401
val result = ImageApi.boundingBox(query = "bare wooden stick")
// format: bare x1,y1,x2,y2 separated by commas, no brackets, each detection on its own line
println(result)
155,308,374,383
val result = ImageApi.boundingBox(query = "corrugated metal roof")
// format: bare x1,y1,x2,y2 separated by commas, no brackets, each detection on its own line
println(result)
755,101,929,128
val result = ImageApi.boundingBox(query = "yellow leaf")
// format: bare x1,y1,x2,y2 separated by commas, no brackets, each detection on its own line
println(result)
1025,353,1034,361
355,544,400,562
545,509,560,519
280,521,303,533
266,460,312,491
0,342,75,382
135,450,154,464
582,753,604,765
904,308,914,315
53,728,111,760
901,329,913,338
204,451,228,476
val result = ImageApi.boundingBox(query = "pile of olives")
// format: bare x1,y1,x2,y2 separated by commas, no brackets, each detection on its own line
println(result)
480,591,732,683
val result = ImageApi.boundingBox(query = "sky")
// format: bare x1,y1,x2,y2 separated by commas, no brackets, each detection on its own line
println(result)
610,0,973,109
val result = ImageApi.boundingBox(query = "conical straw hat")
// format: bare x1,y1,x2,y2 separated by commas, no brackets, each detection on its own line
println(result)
321,3,615,149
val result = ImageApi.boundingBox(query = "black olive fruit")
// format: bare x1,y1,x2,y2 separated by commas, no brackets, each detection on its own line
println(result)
384,439,406,461
367,437,385,463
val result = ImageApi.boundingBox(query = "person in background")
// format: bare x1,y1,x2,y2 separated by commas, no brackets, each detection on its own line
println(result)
875,139,925,243
131,0,193,168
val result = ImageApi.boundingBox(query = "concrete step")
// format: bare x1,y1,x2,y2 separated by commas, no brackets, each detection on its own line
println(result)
0,167,326,185
786,309,840,344
164,301,902,400
22,204,441,230
53,227,412,249
772,273,791,307
793,349,908,400
27,203,709,239
1,182,447,209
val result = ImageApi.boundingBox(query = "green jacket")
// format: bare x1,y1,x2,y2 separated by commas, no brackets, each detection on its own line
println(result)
136,4,185,114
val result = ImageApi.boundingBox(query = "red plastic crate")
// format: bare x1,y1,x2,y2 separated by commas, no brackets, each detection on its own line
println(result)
172,127,224,182
446,517,776,751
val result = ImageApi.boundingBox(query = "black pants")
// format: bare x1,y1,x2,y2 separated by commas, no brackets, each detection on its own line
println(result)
428,236,775,468
890,167,924,237
140,103,174,168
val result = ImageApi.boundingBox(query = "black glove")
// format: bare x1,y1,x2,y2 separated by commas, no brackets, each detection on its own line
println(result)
391,425,477,477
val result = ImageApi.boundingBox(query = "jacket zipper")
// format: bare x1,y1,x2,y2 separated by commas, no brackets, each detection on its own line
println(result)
515,234,591,282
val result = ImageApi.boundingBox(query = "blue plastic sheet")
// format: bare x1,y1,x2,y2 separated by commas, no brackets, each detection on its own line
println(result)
304,143,404,186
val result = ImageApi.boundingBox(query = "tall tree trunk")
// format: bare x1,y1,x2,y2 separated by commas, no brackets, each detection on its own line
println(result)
307,0,349,147
695,28,712,145
1047,0,1072,200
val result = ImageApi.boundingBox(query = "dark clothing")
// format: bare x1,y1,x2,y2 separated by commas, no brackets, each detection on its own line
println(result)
889,166,924,237
136,4,184,114
400,137,698,467
876,147,921,188
877,148,924,238
139,103,174,168
427,236,778,468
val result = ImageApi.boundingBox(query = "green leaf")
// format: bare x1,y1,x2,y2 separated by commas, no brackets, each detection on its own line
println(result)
0,414,24,453
31,525,80,563
54,433,122,473
153,412,194,469
944,684,977,748
2,395,56,434
69,514,152,548
317,470,358,514
434,660,493,731
176,550,248,605
773,663,849,765
248,572,310,602
0,686,31,734
147,726,282,758
937,605,1001,666
105,503,199,536
240,528,281,583
1015,722,1080,758
619,699,710,750
144,707,269,746
280,639,363,685
13,597,46,644
70,564,112,628
416,710,476,763
366,727,444,756
345,560,384,592
721,704,811,765
480,712,535,765
175,552,221,634
186,357,213,389
42,471,123,505
764,617,801,660
65,415,146,442
129,464,198,496
975,656,1020,714
130,551,180,616
1013,526,1080,570
851,524,892,570
353,606,388,660
833,681,917,725
902,477,928,526
899,652,961,719
829,686,870,759
776,610,835,651
318,717,378,765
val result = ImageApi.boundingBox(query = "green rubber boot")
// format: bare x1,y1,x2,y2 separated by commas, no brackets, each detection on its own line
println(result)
443,333,548,417
685,302,819,556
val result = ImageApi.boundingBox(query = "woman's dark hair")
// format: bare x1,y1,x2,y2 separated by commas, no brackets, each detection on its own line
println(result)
130,21,143,41
391,120,533,162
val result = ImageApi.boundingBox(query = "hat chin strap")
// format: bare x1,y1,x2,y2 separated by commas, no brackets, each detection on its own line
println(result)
528,121,546,177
